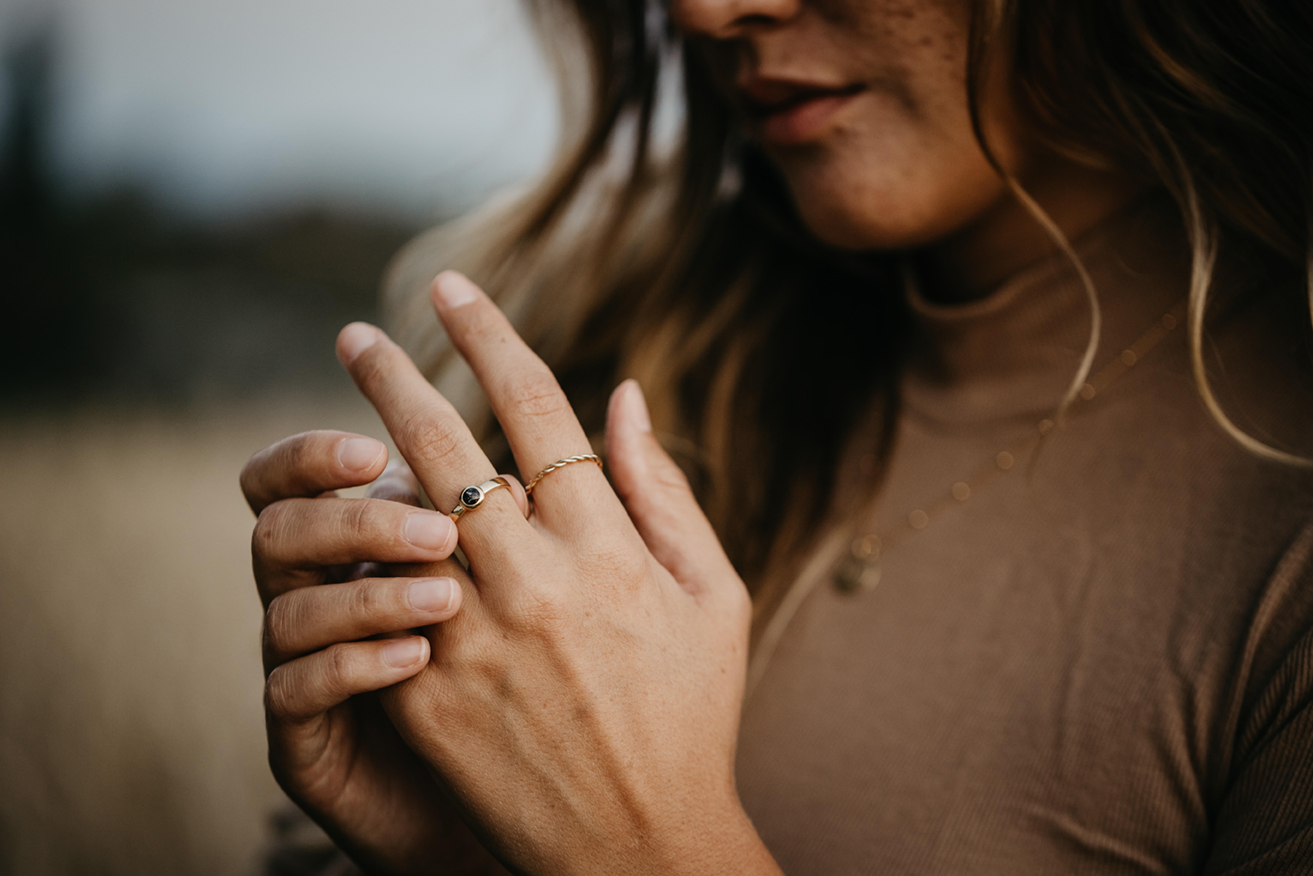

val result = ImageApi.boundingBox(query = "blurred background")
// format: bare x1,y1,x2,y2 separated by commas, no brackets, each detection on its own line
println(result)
0,0,557,872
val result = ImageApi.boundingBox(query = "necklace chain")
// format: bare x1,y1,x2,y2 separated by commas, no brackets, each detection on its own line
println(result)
834,299,1188,594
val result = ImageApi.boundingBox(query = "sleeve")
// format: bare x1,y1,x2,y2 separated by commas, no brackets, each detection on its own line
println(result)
1203,522,1313,874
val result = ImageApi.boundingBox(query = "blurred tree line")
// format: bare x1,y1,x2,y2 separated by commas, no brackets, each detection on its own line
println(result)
0,27,422,406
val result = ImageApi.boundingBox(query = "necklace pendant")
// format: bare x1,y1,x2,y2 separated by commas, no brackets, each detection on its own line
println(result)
834,555,881,594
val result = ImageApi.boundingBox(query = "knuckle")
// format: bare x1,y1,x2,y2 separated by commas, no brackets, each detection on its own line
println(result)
502,582,567,635
264,666,294,718
271,432,317,490
342,499,385,544
281,432,315,475
243,435,298,489
241,431,335,512
578,539,648,589
397,413,463,469
332,499,405,556
238,454,262,502
251,502,290,559
262,597,294,656
321,644,354,698
504,370,569,421
347,579,389,623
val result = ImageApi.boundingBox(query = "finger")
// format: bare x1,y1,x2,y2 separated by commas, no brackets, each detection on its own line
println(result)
265,637,429,724
367,459,422,506
430,272,609,528
335,322,535,559
241,431,388,514
605,380,738,601
263,576,462,667
500,472,530,519
252,497,458,604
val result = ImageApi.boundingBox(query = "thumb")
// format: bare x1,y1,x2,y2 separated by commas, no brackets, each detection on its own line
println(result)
605,380,737,598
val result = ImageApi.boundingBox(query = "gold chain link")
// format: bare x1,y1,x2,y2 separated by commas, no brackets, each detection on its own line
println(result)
835,301,1187,593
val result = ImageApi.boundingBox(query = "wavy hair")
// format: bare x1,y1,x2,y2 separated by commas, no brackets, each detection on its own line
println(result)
384,0,1313,612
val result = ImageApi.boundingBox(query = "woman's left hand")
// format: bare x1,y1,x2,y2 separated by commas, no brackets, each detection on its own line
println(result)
331,271,780,876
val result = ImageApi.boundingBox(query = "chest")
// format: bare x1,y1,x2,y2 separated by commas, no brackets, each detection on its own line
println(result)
735,489,1228,876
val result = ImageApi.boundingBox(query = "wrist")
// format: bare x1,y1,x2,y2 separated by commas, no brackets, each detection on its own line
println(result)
646,797,782,876
543,794,779,876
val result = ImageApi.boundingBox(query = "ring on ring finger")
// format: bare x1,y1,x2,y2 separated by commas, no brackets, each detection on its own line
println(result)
449,477,511,521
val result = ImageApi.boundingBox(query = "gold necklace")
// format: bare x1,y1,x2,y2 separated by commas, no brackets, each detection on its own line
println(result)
833,299,1188,594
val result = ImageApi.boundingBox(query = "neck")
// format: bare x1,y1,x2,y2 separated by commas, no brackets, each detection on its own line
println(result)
915,156,1149,305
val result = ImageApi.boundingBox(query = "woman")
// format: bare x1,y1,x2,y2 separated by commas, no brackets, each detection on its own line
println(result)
240,0,1313,872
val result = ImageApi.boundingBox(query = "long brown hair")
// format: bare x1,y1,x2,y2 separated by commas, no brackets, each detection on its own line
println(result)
384,0,1313,603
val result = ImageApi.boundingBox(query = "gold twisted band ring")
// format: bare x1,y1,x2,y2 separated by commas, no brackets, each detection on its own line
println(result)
525,454,603,496
449,477,511,521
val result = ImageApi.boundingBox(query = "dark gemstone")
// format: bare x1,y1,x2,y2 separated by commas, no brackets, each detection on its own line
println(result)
460,486,483,507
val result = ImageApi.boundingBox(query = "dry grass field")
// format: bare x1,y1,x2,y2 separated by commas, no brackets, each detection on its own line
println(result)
0,395,388,875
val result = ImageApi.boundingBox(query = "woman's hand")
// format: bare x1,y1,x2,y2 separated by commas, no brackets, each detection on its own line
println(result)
240,433,511,874
332,271,781,876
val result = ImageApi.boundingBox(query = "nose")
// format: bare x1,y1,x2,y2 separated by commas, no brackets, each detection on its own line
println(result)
668,0,800,39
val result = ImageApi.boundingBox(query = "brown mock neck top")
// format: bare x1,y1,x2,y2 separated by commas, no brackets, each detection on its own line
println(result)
735,199,1313,875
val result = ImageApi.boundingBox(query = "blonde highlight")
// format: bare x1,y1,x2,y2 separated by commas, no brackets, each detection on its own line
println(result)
384,0,1313,617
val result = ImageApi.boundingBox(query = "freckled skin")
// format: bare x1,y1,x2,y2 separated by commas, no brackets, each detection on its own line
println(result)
679,0,1143,297
704,0,1020,250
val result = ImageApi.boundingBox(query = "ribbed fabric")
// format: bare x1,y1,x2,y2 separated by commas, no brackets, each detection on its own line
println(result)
736,198,1313,875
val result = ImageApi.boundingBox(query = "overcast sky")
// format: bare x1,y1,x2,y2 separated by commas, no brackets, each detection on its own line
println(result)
1,0,559,221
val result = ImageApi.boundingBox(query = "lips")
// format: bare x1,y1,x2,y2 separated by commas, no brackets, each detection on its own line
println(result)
738,78,865,146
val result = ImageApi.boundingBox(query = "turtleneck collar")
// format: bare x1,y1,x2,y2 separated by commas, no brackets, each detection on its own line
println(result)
900,195,1191,429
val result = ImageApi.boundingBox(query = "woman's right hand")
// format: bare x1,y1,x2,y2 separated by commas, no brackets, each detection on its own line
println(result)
241,430,506,875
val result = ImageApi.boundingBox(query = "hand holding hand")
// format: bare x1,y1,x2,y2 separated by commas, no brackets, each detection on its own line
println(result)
332,272,780,876
241,432,509,874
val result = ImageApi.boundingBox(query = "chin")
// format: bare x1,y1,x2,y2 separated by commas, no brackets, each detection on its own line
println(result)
785,177,947,253
770,141,1009,254
795,197,916,252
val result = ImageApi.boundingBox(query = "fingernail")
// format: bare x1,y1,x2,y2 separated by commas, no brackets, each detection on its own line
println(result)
382,637,425,668
337,437,385,472
432,271,480,310
625,380,652,432
404,512,455,551
338,322,381,365
408,578,455,613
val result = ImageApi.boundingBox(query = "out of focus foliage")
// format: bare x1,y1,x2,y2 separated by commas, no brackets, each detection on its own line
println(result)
0,28,417,406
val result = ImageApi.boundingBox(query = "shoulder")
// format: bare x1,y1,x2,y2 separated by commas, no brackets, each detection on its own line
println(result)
1038,253,1313,665
1090,258,1313,544
1123,269,1313,762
